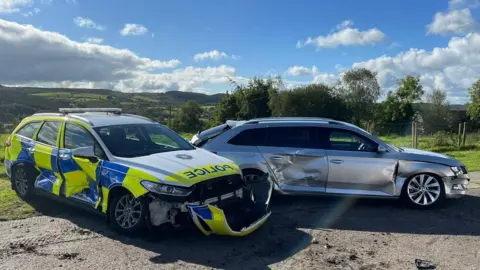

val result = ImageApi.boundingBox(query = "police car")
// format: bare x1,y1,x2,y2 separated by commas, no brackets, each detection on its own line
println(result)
3,108,272,236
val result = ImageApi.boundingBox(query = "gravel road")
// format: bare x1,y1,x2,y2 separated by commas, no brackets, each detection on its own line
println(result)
1,187,479,270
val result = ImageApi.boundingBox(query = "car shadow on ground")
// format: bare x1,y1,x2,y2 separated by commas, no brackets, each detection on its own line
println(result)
23,191,480,269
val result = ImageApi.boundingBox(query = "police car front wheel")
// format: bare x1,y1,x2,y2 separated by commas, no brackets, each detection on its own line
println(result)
109,192,148,235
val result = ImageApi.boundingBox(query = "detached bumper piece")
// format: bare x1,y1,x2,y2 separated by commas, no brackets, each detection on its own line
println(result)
187,173,272,236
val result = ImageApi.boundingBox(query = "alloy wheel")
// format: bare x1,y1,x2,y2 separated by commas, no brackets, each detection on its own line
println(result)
114,194,143,229
15,168,28,197
407,174,441,206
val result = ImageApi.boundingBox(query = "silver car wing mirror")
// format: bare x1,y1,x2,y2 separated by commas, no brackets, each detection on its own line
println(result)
377,145,388,153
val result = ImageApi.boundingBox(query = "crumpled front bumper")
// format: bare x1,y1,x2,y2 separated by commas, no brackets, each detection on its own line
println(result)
444,173,470,198
188,204,271,236
187,173,272,236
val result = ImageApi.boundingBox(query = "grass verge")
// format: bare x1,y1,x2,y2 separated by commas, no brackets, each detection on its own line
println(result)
0,178,36,221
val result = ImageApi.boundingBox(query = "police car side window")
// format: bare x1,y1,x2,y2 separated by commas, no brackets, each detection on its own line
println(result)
16,122,41,139
64,123,94,149
65,123,106,158
36,121,61,146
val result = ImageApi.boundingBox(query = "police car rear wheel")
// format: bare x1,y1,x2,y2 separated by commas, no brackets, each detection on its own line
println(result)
109,192,148,235
13,164,34,199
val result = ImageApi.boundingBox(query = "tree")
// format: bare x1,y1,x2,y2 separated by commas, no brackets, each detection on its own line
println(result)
467,79,480,120
269,84,351,120
211,92,240,125
336,68,381,125
235,77,279,120
172,100,204,133
420,89,452,134
376,76,424,134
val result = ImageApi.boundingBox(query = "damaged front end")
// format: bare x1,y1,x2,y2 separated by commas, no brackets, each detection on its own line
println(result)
145,173,272,236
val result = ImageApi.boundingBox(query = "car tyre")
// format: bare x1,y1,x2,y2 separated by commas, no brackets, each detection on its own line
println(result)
12,163,36,200
108,191,149,236
401,173,446,209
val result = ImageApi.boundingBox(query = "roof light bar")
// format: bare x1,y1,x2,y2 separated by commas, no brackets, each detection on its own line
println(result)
59,108,122,114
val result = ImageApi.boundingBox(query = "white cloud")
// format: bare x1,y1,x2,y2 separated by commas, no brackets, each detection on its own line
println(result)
334,20,354,31
449,0,480,9
427,8,477,35
297,22,386,49
120,24,149,36
0,0,32,13
0,18,242,93
352,33,480,102
286,65,317,76
0,18,180,84
286,65,338,86
22,7,40,17
73,17,106,31
193,50,233,61
85,37,103,44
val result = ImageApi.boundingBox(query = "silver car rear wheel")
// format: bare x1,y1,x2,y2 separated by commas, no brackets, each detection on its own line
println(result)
407,174,441,206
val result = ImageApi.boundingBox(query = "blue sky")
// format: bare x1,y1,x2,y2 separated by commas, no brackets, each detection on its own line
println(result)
1,0,480,103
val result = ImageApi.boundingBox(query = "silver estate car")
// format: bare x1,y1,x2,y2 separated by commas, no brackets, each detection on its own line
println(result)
191,117,470,208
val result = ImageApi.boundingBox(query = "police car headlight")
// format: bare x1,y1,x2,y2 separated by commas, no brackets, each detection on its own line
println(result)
141,181,192,196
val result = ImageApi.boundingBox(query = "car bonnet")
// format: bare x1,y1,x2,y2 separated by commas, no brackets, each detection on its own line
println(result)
113,148,241,186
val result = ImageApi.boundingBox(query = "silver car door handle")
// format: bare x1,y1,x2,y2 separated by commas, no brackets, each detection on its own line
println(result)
330,159,344,164
270,156,283,161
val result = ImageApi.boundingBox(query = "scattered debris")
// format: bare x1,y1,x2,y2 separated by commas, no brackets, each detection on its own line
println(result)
57,252,80,260
324,243,333,249
415,259,437,269
326,254,344,265
349,254,358,261
311,238,319,244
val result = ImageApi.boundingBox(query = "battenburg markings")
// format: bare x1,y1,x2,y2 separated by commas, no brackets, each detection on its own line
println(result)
183,164,235,179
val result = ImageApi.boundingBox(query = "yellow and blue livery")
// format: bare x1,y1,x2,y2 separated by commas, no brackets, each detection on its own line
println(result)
4,108,272,236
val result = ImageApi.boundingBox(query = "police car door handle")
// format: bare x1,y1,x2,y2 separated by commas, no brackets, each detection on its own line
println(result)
59,153,70,160
27,147,35,154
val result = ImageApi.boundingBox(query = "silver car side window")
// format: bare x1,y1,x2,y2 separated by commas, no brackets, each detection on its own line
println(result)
326,128,378,152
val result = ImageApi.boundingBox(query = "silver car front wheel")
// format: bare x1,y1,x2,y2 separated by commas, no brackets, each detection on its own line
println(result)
405,174,444,208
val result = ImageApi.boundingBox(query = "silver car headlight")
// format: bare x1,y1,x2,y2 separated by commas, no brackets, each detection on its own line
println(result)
141,181,192,196
451,166,465,175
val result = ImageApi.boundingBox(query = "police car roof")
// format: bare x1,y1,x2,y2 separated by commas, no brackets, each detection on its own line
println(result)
32,112,155,127
75,113,154,127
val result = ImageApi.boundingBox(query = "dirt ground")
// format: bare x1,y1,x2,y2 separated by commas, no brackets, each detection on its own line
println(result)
1,187,480,270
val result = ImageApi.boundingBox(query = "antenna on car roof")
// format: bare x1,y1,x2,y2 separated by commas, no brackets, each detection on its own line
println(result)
59,108,123,115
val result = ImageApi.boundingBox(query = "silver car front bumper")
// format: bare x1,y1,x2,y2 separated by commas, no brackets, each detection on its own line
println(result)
443,174,470,198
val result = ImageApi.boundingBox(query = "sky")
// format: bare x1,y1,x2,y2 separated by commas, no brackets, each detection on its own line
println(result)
1,0,480,104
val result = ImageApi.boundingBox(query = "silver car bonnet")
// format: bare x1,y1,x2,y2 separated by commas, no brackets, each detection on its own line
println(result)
397,147,462,167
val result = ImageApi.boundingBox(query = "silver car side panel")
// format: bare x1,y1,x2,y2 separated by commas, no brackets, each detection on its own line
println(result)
257,146,329,192
325,150,398,196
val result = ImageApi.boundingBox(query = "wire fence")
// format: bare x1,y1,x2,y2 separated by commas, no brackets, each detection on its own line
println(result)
365,120,480,150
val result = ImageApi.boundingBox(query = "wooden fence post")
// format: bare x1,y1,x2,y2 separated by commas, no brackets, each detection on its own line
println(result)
458,122,462,146
415,121,418,148
462,122,467,146
411,122,415,148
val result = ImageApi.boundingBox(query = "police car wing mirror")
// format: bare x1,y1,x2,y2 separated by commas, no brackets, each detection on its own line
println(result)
73,146,98,162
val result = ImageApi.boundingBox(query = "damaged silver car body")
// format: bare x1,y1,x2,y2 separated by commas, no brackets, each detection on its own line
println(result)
191,117,470,208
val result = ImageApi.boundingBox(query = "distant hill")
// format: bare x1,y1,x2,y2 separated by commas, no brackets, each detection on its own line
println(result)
0,86,225,125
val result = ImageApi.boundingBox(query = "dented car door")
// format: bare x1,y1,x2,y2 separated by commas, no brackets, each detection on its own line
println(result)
324,128,398,196
257,126,328,193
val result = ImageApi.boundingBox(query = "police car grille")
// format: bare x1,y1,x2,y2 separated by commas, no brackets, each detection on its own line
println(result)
188,174,245,202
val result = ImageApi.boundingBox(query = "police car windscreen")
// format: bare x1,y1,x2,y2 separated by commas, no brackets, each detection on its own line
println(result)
94,124,194,158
